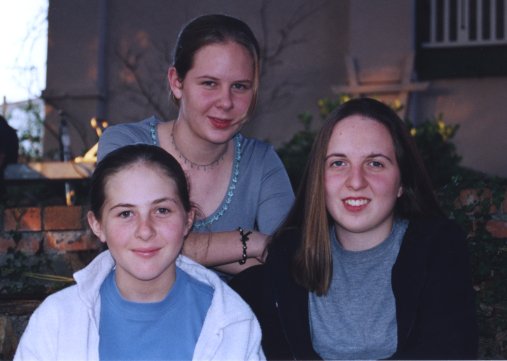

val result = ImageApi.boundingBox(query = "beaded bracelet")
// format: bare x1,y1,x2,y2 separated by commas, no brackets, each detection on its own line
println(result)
237,227,252,265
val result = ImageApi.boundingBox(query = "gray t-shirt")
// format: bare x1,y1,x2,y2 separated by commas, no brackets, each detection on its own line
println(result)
98,116,295,235
309,219,409,360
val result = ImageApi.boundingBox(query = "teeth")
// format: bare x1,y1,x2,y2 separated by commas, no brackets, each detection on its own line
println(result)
344,199,368,206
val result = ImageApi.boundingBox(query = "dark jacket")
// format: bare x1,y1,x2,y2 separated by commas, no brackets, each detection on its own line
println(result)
230,218,478,360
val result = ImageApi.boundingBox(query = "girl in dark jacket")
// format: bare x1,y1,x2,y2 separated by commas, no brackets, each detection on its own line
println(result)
231,97,478,360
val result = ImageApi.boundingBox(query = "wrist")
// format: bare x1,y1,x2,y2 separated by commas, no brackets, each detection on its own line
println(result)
237,227,252,265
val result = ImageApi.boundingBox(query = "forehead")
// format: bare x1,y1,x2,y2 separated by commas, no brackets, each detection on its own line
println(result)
327,115,395,154
191,41,254,70
105,162,176,191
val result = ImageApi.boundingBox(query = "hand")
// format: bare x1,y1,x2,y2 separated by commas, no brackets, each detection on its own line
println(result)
248,231,269,263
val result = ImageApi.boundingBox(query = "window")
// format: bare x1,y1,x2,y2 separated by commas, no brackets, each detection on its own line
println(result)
416,0,507,79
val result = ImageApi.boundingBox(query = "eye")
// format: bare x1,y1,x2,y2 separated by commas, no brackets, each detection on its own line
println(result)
368,160,385,168
201,80,217,88
118,210,133,218
330,159,346,168
156,207,171,215
232,82,251,91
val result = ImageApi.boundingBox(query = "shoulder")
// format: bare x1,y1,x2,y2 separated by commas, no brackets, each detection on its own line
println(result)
404,217,465,246
239,134,280,162
177,266,214,299
176,256,248,308
103,116,157,136
98,116,158,160
27,285,81,326
178,258,259,326
397,217,468,267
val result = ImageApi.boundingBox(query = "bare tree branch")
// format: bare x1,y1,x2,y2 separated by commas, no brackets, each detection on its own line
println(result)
114,43,171,120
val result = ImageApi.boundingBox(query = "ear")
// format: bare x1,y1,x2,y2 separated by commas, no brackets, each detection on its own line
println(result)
184,209,195,238
397,185,404,198
168,67,183,100
87,211,107,244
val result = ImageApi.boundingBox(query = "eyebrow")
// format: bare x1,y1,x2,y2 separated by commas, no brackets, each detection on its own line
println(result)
196,75,253,83
325,152,395,164
107,197,179,212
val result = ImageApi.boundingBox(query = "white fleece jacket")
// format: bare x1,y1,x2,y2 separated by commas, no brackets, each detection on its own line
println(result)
14,251,265,361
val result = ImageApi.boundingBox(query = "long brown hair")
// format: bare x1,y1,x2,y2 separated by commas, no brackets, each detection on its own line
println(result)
275,97,442,295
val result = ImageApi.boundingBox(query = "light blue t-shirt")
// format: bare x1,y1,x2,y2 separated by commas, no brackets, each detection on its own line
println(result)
309,219,409,360
98,117,295,235
99,266,213,360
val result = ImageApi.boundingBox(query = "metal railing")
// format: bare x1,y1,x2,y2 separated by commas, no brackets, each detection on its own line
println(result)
423,0,507,47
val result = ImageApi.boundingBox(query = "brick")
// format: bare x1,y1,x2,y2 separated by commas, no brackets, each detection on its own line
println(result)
455,188,495,214
0,235,15,253
502,190,507,214
485,220,507,238
16,233,42,254
0,232,42,254
3,208,41,232
43,206,84,231
45,231,102,252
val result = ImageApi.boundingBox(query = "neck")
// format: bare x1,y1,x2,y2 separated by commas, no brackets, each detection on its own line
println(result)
171,121,229,171
335,218,394,252
115,271,175,303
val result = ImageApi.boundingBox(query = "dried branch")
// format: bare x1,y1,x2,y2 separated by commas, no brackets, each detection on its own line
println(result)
260,0,328,76
114,45,171,120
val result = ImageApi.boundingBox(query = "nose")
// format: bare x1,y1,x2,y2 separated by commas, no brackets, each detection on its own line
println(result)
135,215,155,241
216,87,233,110
346,165,367,190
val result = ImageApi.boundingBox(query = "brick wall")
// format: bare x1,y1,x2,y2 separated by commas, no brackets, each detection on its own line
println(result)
1,205,101,254
0,205,102,359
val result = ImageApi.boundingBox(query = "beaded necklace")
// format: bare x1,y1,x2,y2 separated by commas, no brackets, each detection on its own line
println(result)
148,119,242,230
171,127,227,171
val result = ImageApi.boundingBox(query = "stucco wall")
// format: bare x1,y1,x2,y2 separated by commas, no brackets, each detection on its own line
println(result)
343,0,507,178
43,0,348,156
43,0,507,177
417,78,507,178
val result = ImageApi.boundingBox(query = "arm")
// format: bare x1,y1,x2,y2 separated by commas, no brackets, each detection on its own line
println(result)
14,301,58,361
182,230,269,274
256,147,295,234
182,146,293,274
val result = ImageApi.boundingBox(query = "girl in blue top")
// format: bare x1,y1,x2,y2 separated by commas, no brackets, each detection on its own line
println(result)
98,14,294,276
15,144,264,361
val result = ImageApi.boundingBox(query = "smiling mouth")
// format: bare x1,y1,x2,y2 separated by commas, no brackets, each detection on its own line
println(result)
342,198,370,211
132,248,160,257
209,116,233,129
344,198,369,206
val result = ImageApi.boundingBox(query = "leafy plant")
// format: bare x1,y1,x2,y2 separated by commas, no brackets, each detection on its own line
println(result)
407,114,462,189
440,174,507,358
276,112,315,190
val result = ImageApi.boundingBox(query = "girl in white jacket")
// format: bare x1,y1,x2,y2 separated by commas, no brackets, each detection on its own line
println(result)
14,144,265,361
